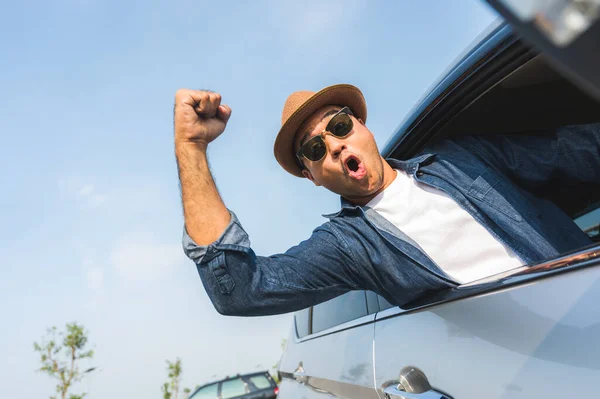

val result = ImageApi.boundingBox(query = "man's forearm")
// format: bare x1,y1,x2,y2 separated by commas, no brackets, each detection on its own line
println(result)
176,142,231,246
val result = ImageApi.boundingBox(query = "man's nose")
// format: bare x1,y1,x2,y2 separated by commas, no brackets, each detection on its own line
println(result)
326,135,346,159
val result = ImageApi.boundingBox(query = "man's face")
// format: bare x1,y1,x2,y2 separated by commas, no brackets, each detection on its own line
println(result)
294,105,391,204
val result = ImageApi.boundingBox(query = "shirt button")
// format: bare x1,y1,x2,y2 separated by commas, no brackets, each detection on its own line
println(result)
416,171,424,177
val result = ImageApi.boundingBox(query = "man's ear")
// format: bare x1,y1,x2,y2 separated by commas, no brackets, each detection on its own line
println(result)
357,118,365,125
302,169,321,186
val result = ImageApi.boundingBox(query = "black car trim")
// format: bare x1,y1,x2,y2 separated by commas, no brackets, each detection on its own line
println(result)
388,40,537,160
382,26,538,158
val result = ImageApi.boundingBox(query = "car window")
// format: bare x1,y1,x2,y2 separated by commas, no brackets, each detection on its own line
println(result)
311,291,368,333
377,295,395,311
246,374,272,390
575,207,600,241
294,307,311,338
220,378,247,399
189,383,218,399
366,290,380,313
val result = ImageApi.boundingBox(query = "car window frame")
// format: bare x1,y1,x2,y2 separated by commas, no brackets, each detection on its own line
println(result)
575,207,600,241
188,382,219,399
381,23,533,160
293,290,375,342
311,290,370,334
294,307,311,339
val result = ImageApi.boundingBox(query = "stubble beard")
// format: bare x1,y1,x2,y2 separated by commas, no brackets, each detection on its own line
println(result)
341,156,385,205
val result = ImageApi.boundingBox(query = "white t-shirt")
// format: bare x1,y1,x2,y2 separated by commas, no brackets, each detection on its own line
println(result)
366,170,524,283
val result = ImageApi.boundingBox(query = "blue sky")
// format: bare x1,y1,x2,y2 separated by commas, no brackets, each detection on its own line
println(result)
0,1,497,398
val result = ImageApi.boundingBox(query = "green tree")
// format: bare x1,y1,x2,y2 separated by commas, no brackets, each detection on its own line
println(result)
162,358,192,399
161,382,172,399
33,323,95,399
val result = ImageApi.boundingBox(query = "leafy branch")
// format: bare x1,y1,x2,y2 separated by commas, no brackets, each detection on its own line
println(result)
34,323,95,399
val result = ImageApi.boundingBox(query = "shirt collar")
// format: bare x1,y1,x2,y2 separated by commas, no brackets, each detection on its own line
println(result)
322,153,436,219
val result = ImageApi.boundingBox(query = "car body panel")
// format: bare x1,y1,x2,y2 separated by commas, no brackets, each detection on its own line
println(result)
372,309,449,396
374,253,600,398
279,314,378,399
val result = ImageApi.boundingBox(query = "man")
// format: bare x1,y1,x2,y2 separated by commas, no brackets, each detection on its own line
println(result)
174,84,599,316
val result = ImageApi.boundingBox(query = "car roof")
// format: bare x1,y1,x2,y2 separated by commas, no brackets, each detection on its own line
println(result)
220,371,271,383
191,370,273,392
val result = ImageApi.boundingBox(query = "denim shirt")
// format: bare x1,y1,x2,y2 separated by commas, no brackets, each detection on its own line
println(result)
183,124,599,316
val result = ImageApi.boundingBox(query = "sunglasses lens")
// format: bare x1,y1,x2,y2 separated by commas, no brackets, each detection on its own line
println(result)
301,137,327,161
298,110,353,164
328,113,353,137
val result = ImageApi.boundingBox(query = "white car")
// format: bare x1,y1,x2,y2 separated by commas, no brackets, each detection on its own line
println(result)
277,2,600,398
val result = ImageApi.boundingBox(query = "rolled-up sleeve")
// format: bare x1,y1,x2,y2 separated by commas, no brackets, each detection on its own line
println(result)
182,211,250,264
182,210,362,317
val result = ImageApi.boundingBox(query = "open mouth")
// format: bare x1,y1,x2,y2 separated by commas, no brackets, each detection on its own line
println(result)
344,155,367,180
347,158,359,172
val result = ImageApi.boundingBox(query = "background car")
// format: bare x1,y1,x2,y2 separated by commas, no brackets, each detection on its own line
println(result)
277,5,600,399
188,371,278,399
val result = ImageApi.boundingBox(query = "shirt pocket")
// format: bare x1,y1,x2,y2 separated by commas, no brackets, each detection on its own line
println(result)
467,169,523,222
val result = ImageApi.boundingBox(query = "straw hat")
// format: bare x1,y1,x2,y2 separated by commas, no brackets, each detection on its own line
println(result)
273,84,367,177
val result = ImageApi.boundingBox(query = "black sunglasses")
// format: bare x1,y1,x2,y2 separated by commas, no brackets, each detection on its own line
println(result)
296,107,354,164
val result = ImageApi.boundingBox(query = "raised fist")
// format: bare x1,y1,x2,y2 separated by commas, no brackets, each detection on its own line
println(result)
174,89,232,148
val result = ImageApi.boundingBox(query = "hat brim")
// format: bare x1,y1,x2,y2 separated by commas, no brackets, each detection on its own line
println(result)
274,84,367,178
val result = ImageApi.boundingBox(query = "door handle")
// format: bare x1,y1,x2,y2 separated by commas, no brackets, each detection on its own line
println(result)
383,385,450,399
382,367,452,399
293,363,308,384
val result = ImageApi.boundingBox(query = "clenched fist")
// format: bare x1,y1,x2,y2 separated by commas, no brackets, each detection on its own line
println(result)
174,89,232,149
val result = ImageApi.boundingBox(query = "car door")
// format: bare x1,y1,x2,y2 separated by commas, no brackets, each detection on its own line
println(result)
242,373,278,399
374,244,600,399
374,7,600,398
278,291,379,399
219,377,250,399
